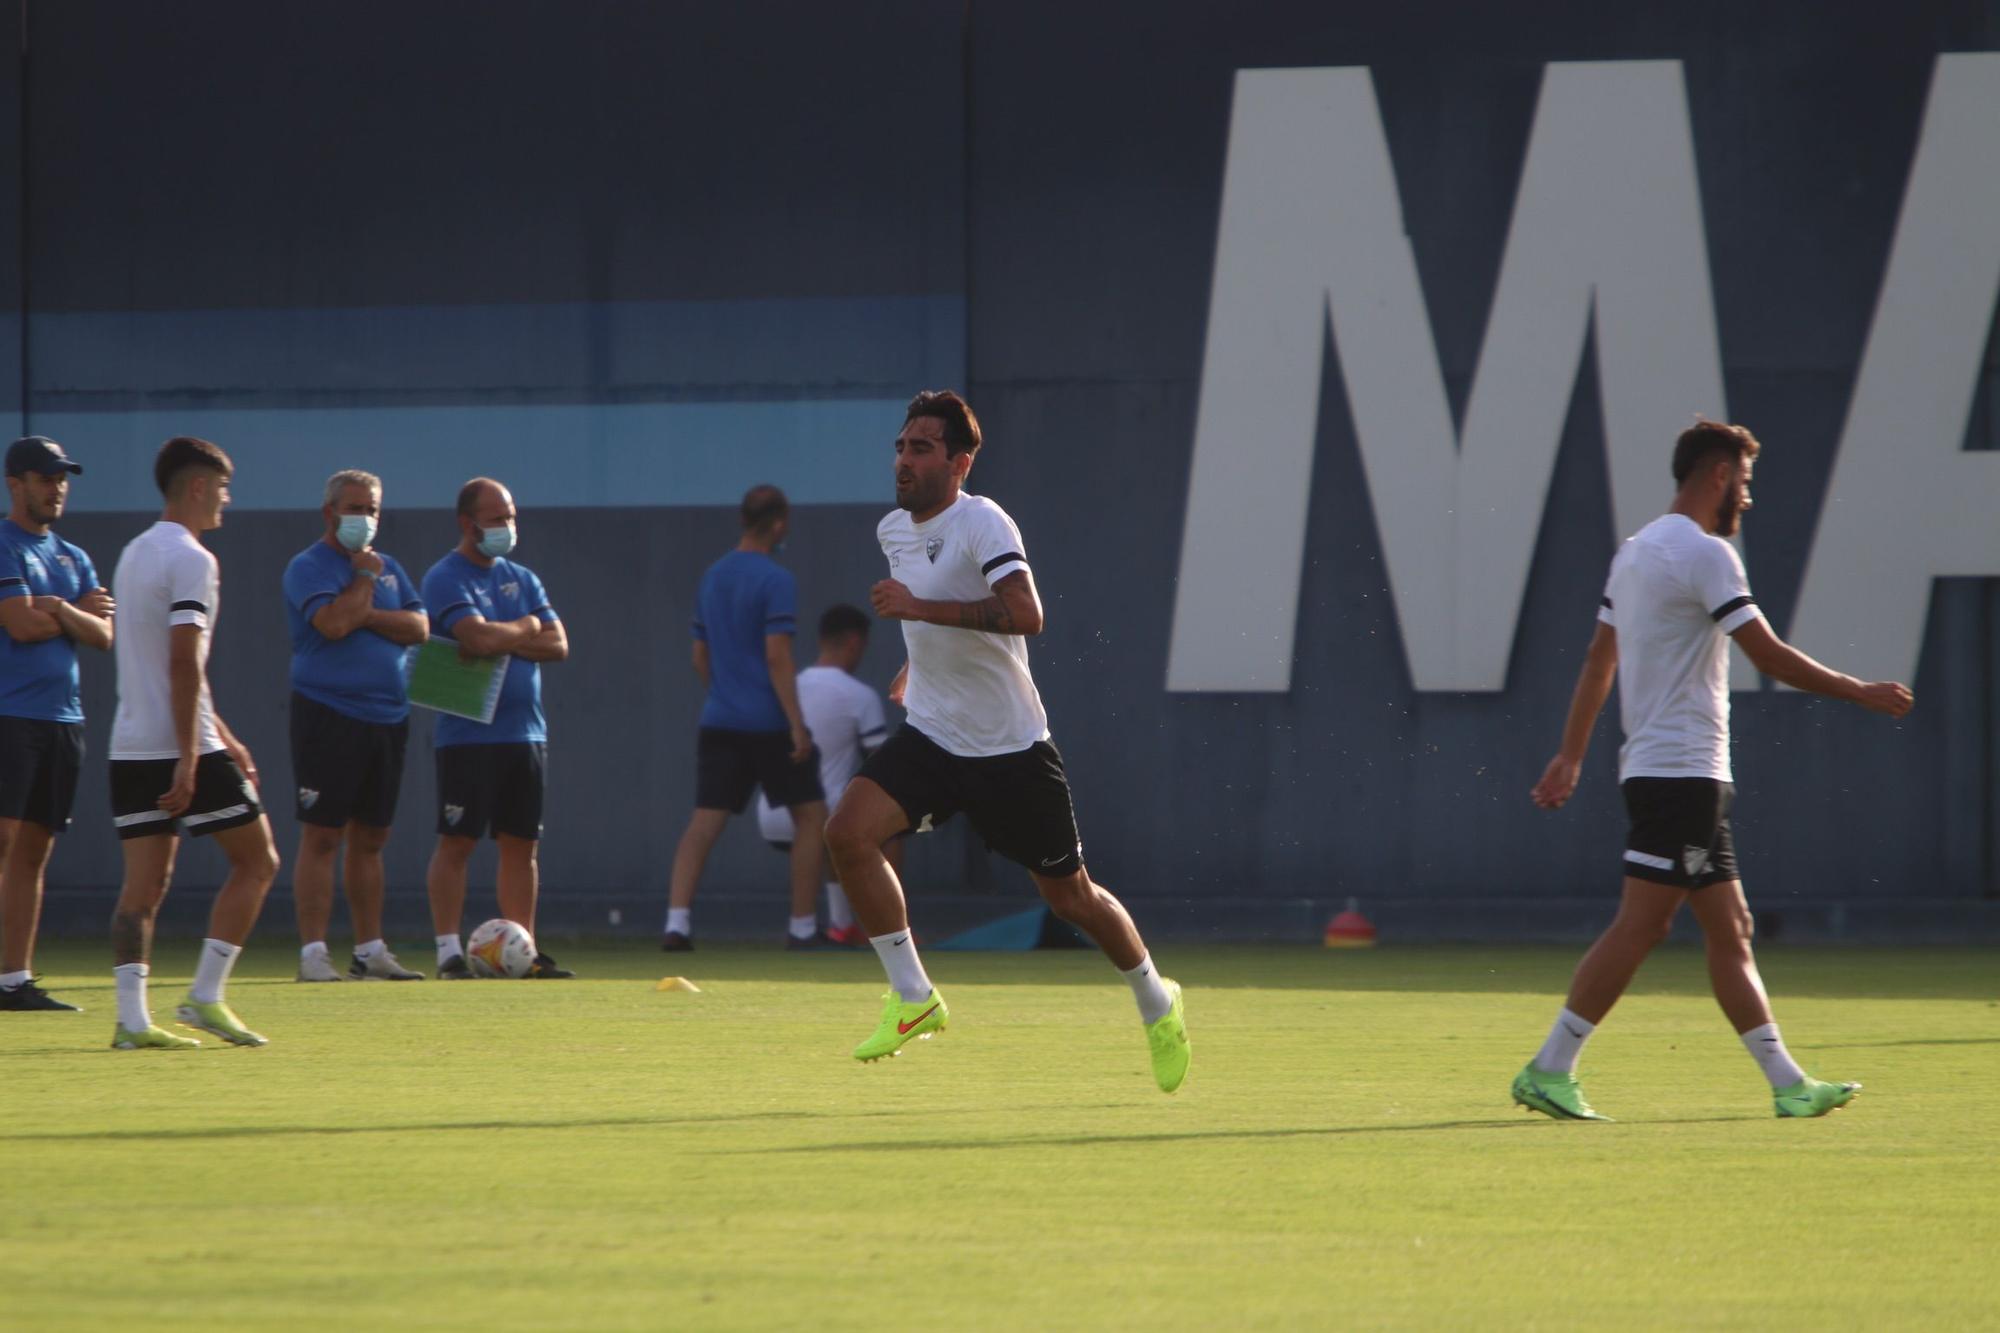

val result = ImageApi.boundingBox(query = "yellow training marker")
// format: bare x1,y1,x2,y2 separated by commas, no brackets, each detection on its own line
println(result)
655,976,701,993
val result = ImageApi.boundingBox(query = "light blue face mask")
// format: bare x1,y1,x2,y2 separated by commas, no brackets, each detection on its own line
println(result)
335,514,377,552
478,524,517,559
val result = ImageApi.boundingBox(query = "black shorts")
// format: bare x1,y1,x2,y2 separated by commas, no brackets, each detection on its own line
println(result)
289,692,409,829
1621,777,1738,889
109,751,263,841
695,727,823,813
858,724,1083,876
436,742,545,841
0,716,85,832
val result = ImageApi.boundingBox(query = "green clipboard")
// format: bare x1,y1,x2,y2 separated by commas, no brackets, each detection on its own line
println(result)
406,637,509,724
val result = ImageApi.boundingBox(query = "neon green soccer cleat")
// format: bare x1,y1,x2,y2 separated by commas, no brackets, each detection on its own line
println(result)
1773,1076,1861,1118
1511,1063,1613,1121
175,999,269,1047
1147,979,1190,1094
853,989,947,1062
111,1024,201,1051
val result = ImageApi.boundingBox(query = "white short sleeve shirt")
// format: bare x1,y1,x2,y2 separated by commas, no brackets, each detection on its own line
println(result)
110,521,226,760
756,665,891,839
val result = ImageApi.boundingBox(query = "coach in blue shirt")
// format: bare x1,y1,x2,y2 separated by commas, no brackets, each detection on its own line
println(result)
421,477,571,979
0,436,114,1012
283,469,430,984
662,484,826,952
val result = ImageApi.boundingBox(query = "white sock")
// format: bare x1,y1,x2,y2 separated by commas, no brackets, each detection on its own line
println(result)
190,938,241,1005
436,933,463,968
826,883,855,931
869,929,933,1003
665,908,692,937
355,938,387,961
1534,1008,1596,1074
1740,1022,1807,1088
300,941,329,963
114,962,151,1030
0,969,30,990
788,914,818,941
1121,954,1175,1024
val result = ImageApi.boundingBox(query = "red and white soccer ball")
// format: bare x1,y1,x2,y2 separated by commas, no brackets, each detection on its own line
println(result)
467,918,536,979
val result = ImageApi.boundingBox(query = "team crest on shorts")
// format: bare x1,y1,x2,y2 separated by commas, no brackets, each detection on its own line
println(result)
925,537,943,563
298,787,319,809
1682,845,1711,877
444,804,465,826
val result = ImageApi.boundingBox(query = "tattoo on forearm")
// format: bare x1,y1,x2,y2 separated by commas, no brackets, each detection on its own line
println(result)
956,596,1016,634
111,908,154,967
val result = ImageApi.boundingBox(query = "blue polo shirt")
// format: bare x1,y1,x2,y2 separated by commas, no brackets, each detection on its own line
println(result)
692,549,796,732
0,518,99,724
422,550,558,747
283,539,425,724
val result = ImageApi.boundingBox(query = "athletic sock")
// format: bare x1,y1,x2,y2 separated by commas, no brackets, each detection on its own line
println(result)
355,938,387,961
114,962,151,1030
435,933,463,968
1740,1022,1808,1088
300,941,329,964
189,939,241,1005
1534,1008,1596,1074
0,969,29,990
665,908,692,937
826,883,855,932
788,915,818,941
1121,954,1175,1025
869,929,934,1003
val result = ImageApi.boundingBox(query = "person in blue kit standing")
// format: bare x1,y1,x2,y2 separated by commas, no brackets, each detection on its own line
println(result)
283,470,431,983
662,484,826,951
0,437,114,1013
422,477,572,979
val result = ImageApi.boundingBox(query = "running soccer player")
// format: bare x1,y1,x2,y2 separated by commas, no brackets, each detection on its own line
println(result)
106,437,282,1050
1516,420,1912,1120
0,436,112,1013
825,390,1190,1092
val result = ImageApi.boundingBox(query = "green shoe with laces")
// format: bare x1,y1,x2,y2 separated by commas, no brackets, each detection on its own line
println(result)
1773,1076,1860,1118
852,988,947,1062
1511,1063,1612,1121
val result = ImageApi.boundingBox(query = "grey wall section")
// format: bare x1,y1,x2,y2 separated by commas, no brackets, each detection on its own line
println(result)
8,2,1999,940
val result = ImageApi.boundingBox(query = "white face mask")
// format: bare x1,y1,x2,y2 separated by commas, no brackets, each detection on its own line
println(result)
335,514,378,552
478,524,517,559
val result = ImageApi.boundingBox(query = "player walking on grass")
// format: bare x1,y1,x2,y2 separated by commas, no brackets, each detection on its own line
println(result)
825,391,1190,1092
1517,420,1913,1120
106,437,282,1050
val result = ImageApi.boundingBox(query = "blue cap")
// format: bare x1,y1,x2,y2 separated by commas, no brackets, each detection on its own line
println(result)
6,436,84,478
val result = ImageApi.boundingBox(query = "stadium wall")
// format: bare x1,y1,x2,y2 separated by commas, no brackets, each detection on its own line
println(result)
6,2,1997,940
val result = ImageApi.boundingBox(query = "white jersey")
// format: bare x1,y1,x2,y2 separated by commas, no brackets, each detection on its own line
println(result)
110,520,225,760
756,664,890,840
1599,514,1760,782
877,493,1049,758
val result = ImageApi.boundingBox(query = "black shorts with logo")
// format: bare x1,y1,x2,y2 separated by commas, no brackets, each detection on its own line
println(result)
109,750,263,841
858,724,1083,876
1621,777,1738,889
695,727,823,813
0,716,86,832
289,692,409,829
436,742,545,841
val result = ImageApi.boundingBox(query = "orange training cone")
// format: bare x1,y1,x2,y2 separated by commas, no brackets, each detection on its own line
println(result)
1323,897,1377,949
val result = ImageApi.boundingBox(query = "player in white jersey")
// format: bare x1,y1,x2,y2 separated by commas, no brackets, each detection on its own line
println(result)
755,603,893,946
104,437,282,1050
1515,421,1912,1120
824,391,1190,1092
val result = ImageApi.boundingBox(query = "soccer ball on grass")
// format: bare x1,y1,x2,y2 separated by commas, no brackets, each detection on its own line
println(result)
467,918,536,978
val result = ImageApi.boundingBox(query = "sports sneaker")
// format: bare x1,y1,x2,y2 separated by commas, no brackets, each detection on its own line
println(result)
0,978,82,1011
349,949,425,981
1511,1063,1612,1121
175,998,269,1047
438,954,474,980
786,931,841,951
295,952,348,983
853,988,948,1062
824,924,867,947
1774,1076,1861,1118
1146,979,1191,1093
661,931,693,953
111,1023,200,1050
527,953,575,979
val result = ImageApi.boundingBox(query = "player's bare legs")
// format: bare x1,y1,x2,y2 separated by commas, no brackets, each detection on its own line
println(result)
1031,867,1145,971
427,834,476,936
824,778,913,937
1684,879,1775,1033
668,809,729,913
343,821,391,944
112,834,177,968
204,817,281,946
0,818,56,976
293,823,345,946
786,800,827,920
495,833,539,932
1561,879,1685,1024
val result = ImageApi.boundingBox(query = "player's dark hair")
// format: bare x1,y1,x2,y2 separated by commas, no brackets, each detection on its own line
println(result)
741,483,789,534
1671,420,1761,485
154,436,232,497
456,477,506,518
905,390,982,457
818,603,871,642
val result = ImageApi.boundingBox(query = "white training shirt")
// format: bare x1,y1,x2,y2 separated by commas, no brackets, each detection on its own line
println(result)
1599,513,1761,783
877,493,1049,758
756,664,891,841
110,520,225,760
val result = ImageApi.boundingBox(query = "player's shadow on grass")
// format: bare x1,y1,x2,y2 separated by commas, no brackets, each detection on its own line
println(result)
0,1107,908,1144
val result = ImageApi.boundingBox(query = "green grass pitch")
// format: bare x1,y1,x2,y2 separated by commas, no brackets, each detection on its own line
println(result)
3,941,1996,1330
